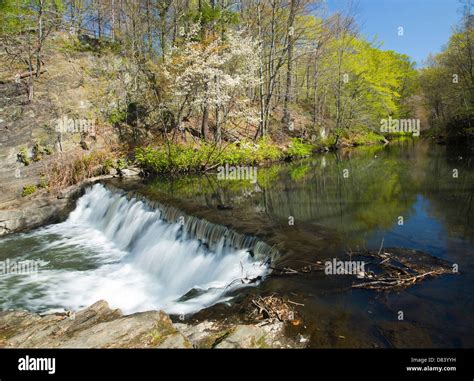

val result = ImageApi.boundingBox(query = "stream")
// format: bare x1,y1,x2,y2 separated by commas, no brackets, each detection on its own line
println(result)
1,139,473,347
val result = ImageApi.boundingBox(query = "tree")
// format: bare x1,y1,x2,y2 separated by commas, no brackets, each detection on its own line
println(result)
157,25,260,142
0,0,64,101
419,1,474,133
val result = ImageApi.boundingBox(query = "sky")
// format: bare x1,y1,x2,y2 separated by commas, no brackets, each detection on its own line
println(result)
324,0,463,67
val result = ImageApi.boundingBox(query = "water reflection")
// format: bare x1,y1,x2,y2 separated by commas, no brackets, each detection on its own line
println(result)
138,139,474,347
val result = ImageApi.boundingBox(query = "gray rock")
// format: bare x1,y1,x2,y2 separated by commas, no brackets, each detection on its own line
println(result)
0,300,299,349
214,325,270,349
0,300,191,348
119,167,140,177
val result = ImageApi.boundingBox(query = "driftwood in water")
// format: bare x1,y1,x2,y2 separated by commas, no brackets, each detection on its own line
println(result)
350,247,456,290
268,247,456,291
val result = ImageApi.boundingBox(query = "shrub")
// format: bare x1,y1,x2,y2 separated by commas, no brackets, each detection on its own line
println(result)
17,147,31,166
45,150,113,192
135,139,284,175
286,138,314,158
32,142,53,162
38,176,49,189
21,184,37,197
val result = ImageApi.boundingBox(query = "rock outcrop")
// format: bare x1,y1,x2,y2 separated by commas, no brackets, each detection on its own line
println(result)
0,301,296,349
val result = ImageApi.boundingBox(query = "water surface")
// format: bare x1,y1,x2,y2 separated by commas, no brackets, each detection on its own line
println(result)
1,140,473,347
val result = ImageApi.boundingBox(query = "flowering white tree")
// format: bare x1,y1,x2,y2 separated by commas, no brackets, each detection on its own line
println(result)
160,25,261,142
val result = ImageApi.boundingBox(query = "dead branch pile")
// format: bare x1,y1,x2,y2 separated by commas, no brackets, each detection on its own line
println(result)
350,247,456,290
249,294,302,325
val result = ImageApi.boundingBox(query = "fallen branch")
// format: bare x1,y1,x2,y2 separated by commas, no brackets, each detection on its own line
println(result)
0,68,47,84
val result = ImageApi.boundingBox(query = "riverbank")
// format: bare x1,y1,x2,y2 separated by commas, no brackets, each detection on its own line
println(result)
0,300,300,348
2,140,472,348
0,128,389,236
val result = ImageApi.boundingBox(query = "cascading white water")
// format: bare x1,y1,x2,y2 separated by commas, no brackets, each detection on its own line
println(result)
0,184,269,315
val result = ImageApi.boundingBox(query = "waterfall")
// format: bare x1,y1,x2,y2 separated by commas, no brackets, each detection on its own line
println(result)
0,184,277,315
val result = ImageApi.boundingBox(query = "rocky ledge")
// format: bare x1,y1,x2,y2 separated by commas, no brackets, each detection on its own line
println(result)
0,170,139,237
0,301,299,349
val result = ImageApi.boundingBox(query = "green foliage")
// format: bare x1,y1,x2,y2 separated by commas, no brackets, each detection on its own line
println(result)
108,108,128,125
21,184,37,197
104,157,128,174
0,0,32,34
286,138,314,158
17,147,31,166
419,21,474,133
326,37,417,130
38,176,48,189
189,1,239,30
135,138,284,175
341,127,385,146
32,142,53,162
0,0,64,35
60,36,122,55
115,158,128,170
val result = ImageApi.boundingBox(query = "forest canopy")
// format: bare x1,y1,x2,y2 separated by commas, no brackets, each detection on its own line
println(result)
0,0,472,148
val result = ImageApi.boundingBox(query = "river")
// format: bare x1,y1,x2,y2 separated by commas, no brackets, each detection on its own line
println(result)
1,139,473,347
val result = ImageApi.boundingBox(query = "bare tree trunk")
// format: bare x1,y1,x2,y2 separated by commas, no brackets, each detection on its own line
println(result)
215,106,221,143
201,100,209,139
146,0,153,56
282,0,297,129
97,1,102,38
111,0,116,41
35,0,44,78
257,3,266,138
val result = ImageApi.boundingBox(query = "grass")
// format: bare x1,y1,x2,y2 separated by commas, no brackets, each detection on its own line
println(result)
135,135,382,175
45,150,114,192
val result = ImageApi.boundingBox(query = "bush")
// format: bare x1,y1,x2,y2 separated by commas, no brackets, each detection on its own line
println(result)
46,150,113,192
21,184,37,197
135,138,284,175
38,176,49,189
32,142,53,162
17,147,31,166
286,138,314,158
341,126,385,146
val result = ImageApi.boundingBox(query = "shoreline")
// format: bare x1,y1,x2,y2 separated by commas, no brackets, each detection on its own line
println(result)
0,300,301,349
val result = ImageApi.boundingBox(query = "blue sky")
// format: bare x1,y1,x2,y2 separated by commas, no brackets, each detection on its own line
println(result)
324,0,462,67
